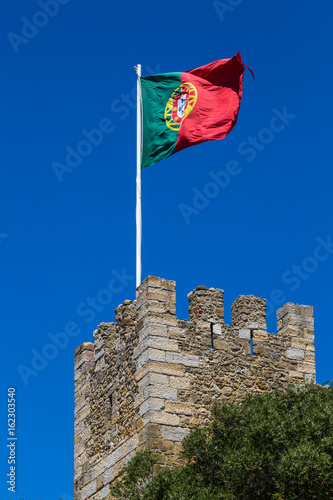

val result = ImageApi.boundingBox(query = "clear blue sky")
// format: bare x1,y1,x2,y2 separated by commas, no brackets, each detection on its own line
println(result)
1,1,332,499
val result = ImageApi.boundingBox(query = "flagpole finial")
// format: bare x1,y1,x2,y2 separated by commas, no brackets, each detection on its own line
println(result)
134,64,141,77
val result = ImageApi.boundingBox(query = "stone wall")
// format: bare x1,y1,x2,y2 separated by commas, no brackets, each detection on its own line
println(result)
74,276,316,500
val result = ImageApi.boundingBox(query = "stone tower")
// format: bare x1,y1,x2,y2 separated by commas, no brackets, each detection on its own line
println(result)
74,276,316,500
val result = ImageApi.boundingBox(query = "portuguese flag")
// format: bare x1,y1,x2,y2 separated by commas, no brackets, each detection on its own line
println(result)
140,53,251,170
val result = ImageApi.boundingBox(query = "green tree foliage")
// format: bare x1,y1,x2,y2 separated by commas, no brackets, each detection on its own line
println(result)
110,384,333,500
110,450,159,500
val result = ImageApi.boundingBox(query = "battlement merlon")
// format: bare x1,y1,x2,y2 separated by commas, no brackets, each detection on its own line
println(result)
188,285,224,324
276,302,315,384
231,295,267,330
136,276,176,326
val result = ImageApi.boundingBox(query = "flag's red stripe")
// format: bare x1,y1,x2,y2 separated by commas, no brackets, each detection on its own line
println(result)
175,54,245,153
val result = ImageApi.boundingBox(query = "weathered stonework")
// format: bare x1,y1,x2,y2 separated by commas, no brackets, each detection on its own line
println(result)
74,276,316,500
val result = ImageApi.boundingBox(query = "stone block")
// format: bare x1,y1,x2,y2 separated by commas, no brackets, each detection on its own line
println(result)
75,405,90,423
147,337,179,353
140,397,165,416
96,474,104,491
134,337,179,359
168,326,185,340
135,361,184,381
278,326,300,338
75,396,88,414
169,376,191,389
287,348,305,360
138,372,169,393
143,411,180,426
138,276,175,292
291,337,315,350
74,466,83,480
100,485,110,499
297,362,316,374
213,324,222,335
126,435,138,454
165,352,200,367
134,392,144,409
138,423,162,444
137,313,179,332
92,458,108,480
107,451,116,468
104,467,114,485
252,331,268,342
114,442,127,463
149,438,175,453
74,443,85,458
82,480,96,500
137,299,176,316
144,385,178,401
276,303,296,321
165,401,194,416
239,329,251,340
162,426,190,442
139,324,169,342
195,319,211,332
296,304,313,317
137,348,166,369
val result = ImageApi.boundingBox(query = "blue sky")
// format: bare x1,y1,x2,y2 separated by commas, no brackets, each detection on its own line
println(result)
1,1,332,499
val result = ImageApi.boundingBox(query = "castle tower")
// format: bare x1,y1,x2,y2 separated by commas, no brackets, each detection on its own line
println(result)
74,276,316,500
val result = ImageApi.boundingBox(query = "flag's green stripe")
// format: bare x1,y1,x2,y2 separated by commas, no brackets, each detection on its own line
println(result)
141,73,181,170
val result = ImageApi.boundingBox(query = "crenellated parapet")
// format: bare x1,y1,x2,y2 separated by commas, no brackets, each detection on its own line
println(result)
74,276,316,500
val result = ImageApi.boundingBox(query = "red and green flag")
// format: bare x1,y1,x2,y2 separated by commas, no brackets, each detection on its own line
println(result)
140,53,252,170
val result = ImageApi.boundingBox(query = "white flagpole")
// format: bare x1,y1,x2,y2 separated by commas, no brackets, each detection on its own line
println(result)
135,64,142,288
